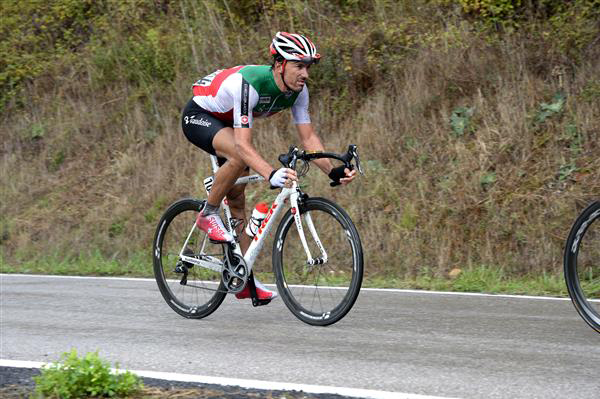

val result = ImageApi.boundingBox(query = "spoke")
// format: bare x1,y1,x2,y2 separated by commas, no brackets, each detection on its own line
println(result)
277,200,362,325
157,205,227,314
184,282,227,293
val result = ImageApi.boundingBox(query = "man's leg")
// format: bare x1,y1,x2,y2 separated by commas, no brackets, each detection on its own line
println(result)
197,127,247,243
226,181,277,301
224,175,252,255
210,129,277,301
211,129,253,254
206,127,248,208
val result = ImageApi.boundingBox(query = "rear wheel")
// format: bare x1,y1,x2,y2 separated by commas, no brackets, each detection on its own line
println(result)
153,198,227,319
273,197,363,326
564,201,600,333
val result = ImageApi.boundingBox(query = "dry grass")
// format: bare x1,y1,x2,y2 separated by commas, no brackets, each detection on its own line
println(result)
1,1,599,282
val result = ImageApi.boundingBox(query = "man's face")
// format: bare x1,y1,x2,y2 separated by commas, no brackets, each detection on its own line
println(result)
281,61,311,92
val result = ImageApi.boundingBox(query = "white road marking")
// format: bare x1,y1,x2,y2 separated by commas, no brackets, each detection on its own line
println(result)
0,359,460,399
0,273,579,301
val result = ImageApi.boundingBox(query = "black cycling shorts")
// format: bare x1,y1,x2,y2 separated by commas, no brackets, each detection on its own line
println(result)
181,98,229,166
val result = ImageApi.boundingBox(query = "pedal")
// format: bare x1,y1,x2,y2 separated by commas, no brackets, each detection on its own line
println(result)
252,298,272,307
247,271,272,307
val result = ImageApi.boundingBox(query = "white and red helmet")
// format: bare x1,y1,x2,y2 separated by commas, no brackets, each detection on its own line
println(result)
270,32,321,64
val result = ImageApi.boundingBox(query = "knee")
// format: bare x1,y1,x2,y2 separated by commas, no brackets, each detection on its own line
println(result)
227,156,248,173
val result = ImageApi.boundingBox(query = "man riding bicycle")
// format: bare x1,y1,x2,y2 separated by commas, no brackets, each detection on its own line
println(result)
181,32,356,301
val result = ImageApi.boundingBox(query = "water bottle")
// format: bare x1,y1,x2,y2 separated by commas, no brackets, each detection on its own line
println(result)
245,202,269,237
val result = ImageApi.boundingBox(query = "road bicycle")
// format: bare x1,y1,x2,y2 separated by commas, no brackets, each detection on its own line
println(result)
153,145,364,326
563,200,600,333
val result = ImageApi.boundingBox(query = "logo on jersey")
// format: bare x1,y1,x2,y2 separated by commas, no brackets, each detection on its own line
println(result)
194,70,223,86
241,115,249,125
184,116,211,127
259,96,271,104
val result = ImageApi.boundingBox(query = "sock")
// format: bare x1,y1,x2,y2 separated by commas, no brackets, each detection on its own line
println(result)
202,203,219,216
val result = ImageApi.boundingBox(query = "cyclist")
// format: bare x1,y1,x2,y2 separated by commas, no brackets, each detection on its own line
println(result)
181,32,356,301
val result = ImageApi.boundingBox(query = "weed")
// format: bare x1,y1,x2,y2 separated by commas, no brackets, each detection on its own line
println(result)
32,349,142,398
580,80,600,103
30,123,45,140
450,106,475,136
480,171,497,190
558,162,578,182
535,91,566,124
108,219,126,238
563,123,582,156
399,204,418,230
49,150,66,171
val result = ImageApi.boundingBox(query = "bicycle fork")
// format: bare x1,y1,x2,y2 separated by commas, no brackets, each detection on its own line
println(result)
290,192,328,266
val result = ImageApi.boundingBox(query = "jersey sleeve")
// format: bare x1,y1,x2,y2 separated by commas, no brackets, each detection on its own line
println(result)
291,85,311,125
232,74,259,128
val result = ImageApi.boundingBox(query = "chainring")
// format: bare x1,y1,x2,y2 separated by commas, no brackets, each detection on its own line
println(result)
222,251,248,293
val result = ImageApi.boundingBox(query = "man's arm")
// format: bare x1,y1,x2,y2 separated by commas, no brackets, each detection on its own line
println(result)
234,127,297,183
234,127,275,178
295,123,333,174
296,123,356,184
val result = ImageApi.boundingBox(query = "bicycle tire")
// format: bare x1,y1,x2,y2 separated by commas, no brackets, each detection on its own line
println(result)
153,198,227,319
272,197,363,326
563,201,600,333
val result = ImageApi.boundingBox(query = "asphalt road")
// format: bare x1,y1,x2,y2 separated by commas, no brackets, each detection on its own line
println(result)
1,274,598,398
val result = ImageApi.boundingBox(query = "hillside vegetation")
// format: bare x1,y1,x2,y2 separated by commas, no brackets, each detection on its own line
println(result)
1,0,599,286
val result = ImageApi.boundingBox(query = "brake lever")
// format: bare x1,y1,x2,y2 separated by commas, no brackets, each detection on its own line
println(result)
279,146,299,169
349,145,364,176
290,147,300,170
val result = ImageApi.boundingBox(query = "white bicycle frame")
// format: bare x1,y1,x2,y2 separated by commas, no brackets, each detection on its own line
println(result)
178,154,327,275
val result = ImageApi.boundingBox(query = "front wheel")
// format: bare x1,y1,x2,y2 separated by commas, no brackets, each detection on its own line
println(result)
273,197,363,326
563,201,600,333
153,198,227,319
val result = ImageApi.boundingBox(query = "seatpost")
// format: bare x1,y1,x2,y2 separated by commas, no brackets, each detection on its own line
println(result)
210,155,220,174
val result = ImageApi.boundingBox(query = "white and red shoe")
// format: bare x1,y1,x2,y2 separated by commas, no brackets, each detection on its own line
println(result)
235,278,278,300
196,213,234,243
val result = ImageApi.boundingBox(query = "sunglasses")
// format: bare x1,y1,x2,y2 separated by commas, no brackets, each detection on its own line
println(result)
293,53,321,64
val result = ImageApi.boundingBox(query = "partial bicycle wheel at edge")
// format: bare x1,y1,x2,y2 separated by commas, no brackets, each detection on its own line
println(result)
273,197,363,326
153,198,227,319
563,201,600,333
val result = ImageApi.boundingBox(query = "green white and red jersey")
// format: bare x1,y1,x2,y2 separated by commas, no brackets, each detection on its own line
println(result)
192,65,311,129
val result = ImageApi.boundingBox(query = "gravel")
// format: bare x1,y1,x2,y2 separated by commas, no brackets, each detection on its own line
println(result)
0,366,353,398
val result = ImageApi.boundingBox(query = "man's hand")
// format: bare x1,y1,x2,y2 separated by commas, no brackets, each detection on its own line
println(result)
269,168,298,189
328,165,356,186
339,168,357,185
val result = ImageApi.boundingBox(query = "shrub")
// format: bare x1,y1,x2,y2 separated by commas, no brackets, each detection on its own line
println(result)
32,350,142,398
0,0,102,110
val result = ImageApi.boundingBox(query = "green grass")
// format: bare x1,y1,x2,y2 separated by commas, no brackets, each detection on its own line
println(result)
1,253,577,297
0,251,152,277
364,266,571,297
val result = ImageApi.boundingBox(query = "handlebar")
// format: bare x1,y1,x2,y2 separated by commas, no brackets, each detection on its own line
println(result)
278,145,364,186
